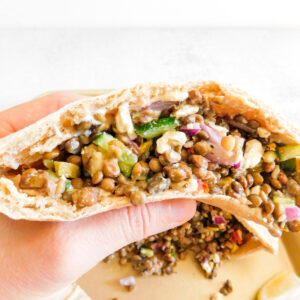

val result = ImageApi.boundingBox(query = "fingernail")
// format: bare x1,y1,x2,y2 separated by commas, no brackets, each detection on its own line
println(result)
167,198,196,225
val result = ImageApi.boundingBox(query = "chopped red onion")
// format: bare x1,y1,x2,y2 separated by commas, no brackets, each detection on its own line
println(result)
150,243,160,252
201,256,208,263
119,276,136,287
234,162,241,169
213,216,226,224
200,123,243,167
285,206,299,221
200,123,222,145
180,127,200,135
131,139,141,147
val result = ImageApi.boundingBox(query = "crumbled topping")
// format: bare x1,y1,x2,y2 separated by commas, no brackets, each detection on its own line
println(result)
159,90,189,102
172,104,199,118
257,127,271,138
116,103,137,139
243,139,263,169
207,121,229,136
156,130,187,154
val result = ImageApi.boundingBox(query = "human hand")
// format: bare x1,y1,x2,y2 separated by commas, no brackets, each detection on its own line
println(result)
0,92,196,300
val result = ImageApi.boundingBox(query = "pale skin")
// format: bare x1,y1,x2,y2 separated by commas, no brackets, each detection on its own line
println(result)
0,92,196,300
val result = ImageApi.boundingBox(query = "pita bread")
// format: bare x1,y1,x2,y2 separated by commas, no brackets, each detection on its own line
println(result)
1,81,298,253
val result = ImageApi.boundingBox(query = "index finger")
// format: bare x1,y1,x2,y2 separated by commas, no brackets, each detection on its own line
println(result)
0,92,85,138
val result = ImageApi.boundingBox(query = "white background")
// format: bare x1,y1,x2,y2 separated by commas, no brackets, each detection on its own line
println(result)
0,1,299,119
1,28,300,126
1,0,300,28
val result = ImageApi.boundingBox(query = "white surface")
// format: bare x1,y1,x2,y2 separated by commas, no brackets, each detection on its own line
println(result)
0,28,299,126
1,0,300,28
0,0,300,27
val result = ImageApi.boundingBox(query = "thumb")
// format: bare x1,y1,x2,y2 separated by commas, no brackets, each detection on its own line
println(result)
55,199,196,282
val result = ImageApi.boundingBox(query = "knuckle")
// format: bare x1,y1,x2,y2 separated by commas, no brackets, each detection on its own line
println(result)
123,204,152,242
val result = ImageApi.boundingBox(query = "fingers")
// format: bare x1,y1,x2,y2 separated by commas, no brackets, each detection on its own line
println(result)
51,199,196,282
0,199,196,298
0,92,84,138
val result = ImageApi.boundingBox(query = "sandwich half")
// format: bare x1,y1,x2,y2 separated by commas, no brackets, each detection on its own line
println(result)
1,81,299,255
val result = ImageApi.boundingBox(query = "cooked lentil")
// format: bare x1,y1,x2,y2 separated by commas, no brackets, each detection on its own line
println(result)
194,140,211,156
261,183,272,195
72,187,99,207
165,166,187,182
71,178,83,189
220,279,233,296
288,220,300,232
92,171,103,185
231,181,243,194
43,148,61,159
263,200,275,215
130,190,147,205
190,155,208,169
100,178,116,192
67,155,82,166
270,178,282,189
246,174,254,188
103,159,120,178
253,172,264,186
248,194,262,208
79,134,90,145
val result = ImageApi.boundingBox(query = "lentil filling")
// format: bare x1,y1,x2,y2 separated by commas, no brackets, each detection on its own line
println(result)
108,203,250,279
10,90,300,234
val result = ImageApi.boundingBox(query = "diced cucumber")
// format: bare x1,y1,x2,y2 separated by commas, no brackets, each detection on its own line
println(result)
138,174,147,181
118,161,133,178
273,196,295,205
65,179,72,191
119,151,138,177
140,247,154,258
43,159,54,170
120,150,137,165
93,132,115,152
54,161,80,178
93,132,138,177
280,157,300,174
263,151,277,163
47,170,59,179
135,117,181,139
47,170,73,189
277,144,300,161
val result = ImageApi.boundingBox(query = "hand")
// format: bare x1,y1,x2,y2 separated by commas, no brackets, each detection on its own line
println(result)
0,93,196,300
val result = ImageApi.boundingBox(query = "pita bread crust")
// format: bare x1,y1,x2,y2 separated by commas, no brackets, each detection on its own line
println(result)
236,218,278,254
0,81,297,253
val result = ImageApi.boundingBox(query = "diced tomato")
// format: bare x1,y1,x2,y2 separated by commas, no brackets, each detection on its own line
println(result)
187,147,194,154
198,179,209,193
230,230,243,245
